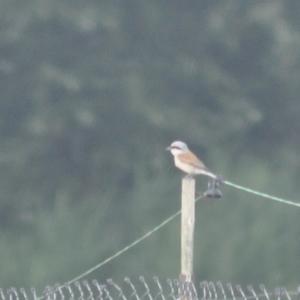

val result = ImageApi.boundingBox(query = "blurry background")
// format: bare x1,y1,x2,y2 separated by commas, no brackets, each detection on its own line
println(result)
0,0,300,289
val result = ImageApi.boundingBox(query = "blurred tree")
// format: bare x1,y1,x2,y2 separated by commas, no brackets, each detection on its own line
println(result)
0,0,299,288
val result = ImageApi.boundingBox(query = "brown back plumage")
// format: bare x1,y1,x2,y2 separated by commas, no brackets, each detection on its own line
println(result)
178,151,207,170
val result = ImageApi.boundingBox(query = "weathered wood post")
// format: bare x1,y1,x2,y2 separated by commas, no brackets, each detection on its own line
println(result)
180,175,196,282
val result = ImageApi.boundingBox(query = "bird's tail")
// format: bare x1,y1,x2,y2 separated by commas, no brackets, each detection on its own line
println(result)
198,169,224,183
197,169,217,179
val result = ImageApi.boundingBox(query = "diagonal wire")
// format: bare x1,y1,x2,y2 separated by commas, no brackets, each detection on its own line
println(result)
37,194,206,300
224,180,300,208
37,178,300,299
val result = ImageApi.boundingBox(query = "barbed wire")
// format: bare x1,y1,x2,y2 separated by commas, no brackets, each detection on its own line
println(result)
3,278,300,300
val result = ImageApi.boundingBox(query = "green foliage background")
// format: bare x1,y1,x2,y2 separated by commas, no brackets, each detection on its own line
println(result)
0,0,300,289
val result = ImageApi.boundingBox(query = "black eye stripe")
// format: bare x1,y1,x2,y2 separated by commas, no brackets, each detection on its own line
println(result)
171,146,181,150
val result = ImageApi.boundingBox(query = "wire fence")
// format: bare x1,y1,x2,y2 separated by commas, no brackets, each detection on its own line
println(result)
2,180,299,300
2,278,300,300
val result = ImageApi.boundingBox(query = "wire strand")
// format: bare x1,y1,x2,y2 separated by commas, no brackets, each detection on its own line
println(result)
37,194,205,299
224,180,300,208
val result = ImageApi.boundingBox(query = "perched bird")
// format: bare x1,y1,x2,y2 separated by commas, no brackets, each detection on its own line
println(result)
166,140,217,179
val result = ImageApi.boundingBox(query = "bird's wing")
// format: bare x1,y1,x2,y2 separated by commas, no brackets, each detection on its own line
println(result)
178,151,207,170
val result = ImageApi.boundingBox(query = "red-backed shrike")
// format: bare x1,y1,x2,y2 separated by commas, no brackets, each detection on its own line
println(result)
166,140,217,179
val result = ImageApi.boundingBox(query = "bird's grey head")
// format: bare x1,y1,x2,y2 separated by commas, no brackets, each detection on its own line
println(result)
166,140,189,155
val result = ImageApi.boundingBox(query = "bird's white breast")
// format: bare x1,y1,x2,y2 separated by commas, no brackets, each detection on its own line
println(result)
174,156,196,174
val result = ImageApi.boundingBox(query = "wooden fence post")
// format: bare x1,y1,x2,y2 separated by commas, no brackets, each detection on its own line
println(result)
180,175,196,282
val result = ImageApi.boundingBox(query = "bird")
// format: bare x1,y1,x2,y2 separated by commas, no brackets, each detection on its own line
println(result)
166,140,217,179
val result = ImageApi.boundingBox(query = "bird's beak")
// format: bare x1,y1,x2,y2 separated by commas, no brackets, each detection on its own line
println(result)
166,146,171,151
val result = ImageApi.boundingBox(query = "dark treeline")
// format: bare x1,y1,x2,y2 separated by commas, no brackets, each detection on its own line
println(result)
0,0,300,288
